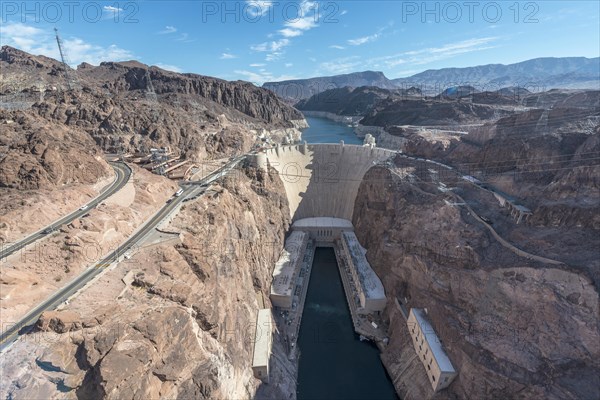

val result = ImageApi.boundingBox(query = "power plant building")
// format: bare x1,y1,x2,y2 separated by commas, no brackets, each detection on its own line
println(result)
270,231,308,308
291,217,353,244
252,309,273,383
339,231,386,313
408,308,457,392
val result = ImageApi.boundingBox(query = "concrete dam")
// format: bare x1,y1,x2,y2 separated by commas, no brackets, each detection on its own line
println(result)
256,142,397,221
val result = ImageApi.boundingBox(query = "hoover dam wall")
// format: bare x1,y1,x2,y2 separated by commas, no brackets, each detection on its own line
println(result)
263,143,397,221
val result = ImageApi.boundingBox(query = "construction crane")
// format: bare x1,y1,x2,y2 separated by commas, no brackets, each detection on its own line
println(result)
54,28,78,90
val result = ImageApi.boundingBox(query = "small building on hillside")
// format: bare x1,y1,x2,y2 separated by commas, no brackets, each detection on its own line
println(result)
252,309,273,383
407,308,457,392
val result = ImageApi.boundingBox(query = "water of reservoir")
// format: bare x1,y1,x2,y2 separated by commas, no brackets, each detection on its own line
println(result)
301,116,363,145
296,248,398,400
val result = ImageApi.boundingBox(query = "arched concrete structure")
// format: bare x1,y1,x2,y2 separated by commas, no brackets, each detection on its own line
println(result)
263,143,396,221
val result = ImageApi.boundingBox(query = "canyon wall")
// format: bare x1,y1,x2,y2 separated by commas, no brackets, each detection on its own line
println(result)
1,166,295,400
351,165,600,399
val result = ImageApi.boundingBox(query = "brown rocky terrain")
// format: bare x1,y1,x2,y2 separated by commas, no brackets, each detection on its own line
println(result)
0,44,305,240
0,165,177,327
0,165,295,400
303,86,599,279
0,109,111,190
1,45,305,162
360,97,513,127
352,163,599,400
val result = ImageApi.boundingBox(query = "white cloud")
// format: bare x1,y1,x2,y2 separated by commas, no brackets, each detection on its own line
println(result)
249,0,320,62
176,33,194,43
0,22,44,38
250,63,266,67
318,56,362,74
154,63,183,73
251,38,290,60
401,37,499,64
330,45,346,50
285,63,293,67
245,1,273,17
266,52,284,62
348,33,380,46
285,16,318,31
220,53,237,59
278,28,303,38
279,1,318,37
0,22,134,66
234,69,298,85
317,37,500,76
103,6,123,19
158,26,177,34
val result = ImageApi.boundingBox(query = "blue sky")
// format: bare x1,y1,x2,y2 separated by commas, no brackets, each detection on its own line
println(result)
1,1,598,85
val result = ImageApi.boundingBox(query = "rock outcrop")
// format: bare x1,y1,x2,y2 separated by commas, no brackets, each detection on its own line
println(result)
1,165,294,400
352,165,600,400
0,45,306,161
264,70,399,101
0,110,111,189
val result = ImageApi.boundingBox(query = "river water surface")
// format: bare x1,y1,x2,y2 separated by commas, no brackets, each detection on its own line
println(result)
301,116,363,145
296,248,398,400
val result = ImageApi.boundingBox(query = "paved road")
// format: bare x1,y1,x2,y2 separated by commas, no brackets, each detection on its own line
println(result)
0,162,131,261
0,156,245,351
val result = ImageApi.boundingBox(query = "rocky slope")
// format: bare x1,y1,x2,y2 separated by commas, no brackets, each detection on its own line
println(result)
352,163,600,400
295,86,422,116
0,109,111,189
360,97,513,128
263,70,398,101
0,165,294,399
0,45,306,162
391,57,600,92
263,58,599,102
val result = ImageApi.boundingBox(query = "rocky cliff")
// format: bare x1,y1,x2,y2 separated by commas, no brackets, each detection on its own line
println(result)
392,57,600,92
1,165,294,399
352,164,600,400
295,86,423,116
360,98,512,128
263,70,398,101
0,46,306,162
0,109,111,189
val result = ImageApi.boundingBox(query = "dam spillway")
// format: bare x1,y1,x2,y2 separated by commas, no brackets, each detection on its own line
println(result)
261,143,397,221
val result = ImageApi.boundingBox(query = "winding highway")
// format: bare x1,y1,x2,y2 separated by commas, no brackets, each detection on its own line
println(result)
0,156,245,351
0,162,131,261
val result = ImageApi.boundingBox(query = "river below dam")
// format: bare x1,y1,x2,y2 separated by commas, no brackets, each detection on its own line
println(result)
301,116,363,145
296,248,398,400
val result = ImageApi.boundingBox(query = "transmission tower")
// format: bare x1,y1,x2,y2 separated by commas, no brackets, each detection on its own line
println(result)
54,28,78,90
144,69,160,122
145,69,158,102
